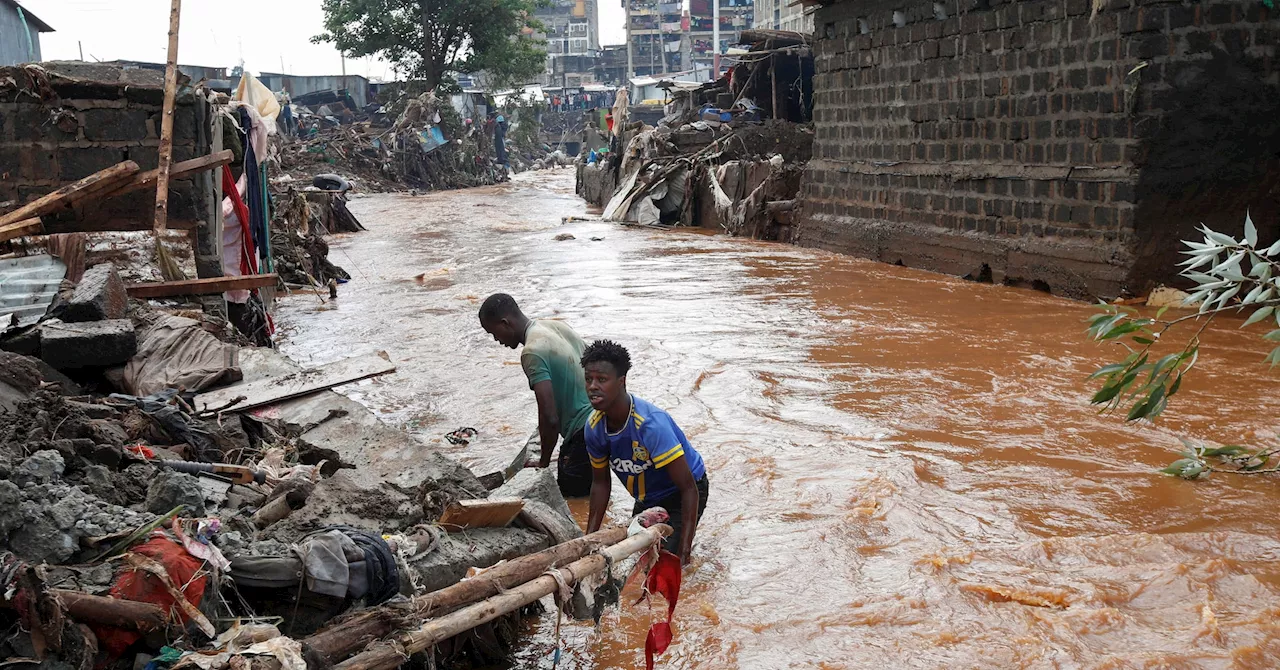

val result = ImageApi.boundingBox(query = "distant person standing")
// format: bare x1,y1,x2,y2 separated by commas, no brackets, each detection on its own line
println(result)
493,113,509,168
479,294,594,497
276,90,294,137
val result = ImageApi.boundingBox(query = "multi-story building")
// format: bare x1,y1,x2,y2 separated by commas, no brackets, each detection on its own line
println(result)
624,0,754,81
535,0,601,87
753,0,815,33
686,0,754,76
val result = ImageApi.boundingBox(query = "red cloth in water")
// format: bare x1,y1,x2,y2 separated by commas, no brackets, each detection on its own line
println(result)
644,550,682,670
92,537,208,661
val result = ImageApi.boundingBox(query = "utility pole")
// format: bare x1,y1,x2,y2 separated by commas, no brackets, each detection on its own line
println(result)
78,41,84,61
713,0,721,77
626,0,634,81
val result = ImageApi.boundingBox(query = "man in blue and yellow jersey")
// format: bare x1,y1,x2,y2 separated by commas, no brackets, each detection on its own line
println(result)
581,340,708,565
479,294,594,497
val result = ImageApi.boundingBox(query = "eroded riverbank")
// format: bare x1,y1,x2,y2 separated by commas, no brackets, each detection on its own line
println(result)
276,170,1280,668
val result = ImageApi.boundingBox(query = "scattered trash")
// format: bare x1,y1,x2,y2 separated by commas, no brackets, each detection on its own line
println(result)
445,427,479,445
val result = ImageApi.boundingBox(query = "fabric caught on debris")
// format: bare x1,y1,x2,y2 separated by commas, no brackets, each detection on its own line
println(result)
123,315,243,397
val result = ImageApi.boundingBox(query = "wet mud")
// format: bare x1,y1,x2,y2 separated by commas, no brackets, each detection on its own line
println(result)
276,169,1280,668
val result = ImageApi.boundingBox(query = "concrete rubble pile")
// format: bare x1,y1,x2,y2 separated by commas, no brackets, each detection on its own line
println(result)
0,258,623,670
577,29,816,242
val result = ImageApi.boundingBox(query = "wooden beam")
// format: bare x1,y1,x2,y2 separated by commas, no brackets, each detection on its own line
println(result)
333,526,671,670
43,218,200,235
0,161,140,228
436,499,526,532
153,0,183,233
125,273,277,299
0,218,44,243
303,528,629,663
192,352,397,413
109,150,235,198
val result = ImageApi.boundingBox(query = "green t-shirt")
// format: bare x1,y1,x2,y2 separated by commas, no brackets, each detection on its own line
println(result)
521,320,593,439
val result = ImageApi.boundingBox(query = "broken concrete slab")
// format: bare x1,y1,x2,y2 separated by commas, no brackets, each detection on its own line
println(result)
0,352,41,412
60,263,128,322
145,470,207,516
39,318,137,369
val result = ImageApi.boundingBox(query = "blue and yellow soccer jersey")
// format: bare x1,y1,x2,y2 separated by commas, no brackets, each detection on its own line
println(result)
584,395,706,503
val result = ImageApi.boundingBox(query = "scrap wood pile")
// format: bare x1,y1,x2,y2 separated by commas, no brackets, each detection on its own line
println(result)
0,273,685,669
579,29,815,241
277,91,509,194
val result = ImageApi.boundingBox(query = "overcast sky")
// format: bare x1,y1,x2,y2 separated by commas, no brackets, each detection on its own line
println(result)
22,0,630,79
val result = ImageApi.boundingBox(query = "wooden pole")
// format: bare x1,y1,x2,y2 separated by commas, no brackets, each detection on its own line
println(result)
333,526,670,670
770,51,780,121
0,162,140,228
153,0,183,233
55,591,169,632
304,528,628,662
3,590,168,633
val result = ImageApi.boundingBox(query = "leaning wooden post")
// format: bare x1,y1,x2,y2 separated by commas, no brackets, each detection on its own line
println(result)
153,0,182,234
333,525,671,670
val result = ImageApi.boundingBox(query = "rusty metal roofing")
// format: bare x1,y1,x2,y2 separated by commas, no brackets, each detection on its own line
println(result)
0,254,65,330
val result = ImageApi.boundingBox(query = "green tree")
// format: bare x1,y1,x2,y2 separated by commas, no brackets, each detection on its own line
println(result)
314,0,548,92
1085,213,1280,478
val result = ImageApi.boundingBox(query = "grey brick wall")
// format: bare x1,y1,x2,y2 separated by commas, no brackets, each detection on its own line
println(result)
798,0,1280,298
0,67,213,228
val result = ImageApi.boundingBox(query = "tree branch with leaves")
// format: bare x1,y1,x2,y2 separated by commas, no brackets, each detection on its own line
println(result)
1085,213,1280,479
314,0,549,92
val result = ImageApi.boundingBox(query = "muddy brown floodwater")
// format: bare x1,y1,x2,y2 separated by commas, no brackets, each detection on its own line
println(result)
276,170,1280,669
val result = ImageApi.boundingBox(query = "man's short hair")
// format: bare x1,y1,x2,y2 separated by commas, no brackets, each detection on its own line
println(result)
581,339,632,377
479,293,519,322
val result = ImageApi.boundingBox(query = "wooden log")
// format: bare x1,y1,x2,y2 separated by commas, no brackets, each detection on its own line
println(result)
251,496,292,529
153,0,183,233
43,218,201,235
0,218,44,243
334,526,670,670
414,527,628,617
125,273,279,299
54,591,168,633
303,528,628,661
436,499,526,532
0,162,141,228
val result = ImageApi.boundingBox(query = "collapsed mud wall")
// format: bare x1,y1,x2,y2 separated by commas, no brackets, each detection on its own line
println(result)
798,0,1280,298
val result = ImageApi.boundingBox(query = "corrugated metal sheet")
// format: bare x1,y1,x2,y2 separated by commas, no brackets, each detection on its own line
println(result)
0,1,44,67
258,73,370,109
0,254,66,329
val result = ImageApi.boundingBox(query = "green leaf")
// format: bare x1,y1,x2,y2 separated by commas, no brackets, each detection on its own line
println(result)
1092,382,1125,404
1156,306,1169,319
1246,211,1258,247
1244,305,1275,327
1102,321,1146,340
1263,329,1280,342
1180,463,1205,479
1167,372,1183,397
1133,336,1154,345
1202,445,1248,457
1087,363,1128,380
1159,458,1199,476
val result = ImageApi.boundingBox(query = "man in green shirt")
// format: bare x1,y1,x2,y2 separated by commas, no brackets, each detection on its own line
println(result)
479,294,594,496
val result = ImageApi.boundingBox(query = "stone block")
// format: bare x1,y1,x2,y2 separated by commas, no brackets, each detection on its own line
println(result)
39,319,137,370
81,108,149,142
60,147,126,182
61,263,128,322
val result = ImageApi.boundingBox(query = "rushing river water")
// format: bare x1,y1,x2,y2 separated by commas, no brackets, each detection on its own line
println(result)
276,170,1280,669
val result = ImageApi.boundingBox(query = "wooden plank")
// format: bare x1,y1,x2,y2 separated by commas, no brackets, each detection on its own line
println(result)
192,352,397,413
125,273,278,298
43,217,201,234
107,150,235,198
0,218,44,243
0,161,140,227
153,0,183,233
437,498,526,531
